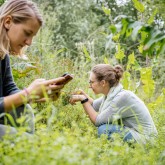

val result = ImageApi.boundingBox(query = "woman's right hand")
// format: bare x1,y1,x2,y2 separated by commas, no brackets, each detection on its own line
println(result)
26,77,66,101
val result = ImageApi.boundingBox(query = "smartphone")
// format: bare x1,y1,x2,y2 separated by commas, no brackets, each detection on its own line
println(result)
62,73,73,84
57,73,73,85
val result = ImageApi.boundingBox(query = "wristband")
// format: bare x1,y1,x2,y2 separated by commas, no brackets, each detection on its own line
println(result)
24,88,30,96
81,98,89,104
23,88,31,102
24,88,30,99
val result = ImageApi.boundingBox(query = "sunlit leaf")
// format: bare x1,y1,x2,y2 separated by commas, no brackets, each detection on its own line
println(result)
147,9,158,25
115,44,125,61
132,0,145,13
127,52,135,70
83,46,91,61
122,71,131,90
102,6,111,16
12,62,40,79
140,67,155,98
104,57,109,64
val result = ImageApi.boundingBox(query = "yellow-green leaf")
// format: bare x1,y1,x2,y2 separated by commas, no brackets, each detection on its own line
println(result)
102,6,111,16
83,46,91,61
115,44,125,61
132,0,145,13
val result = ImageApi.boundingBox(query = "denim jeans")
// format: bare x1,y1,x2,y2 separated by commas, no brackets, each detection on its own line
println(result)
98,124,135,142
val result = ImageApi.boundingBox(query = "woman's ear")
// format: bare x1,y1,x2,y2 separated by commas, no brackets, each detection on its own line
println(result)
101,80,106,87
3,15,13,30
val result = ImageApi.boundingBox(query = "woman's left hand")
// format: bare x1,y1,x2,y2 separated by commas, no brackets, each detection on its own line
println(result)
69,95,86,105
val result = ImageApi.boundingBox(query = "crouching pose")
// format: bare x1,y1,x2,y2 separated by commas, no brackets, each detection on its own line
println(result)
70,64,158,144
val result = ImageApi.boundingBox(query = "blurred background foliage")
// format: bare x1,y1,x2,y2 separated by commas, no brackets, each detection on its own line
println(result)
7,0,164,90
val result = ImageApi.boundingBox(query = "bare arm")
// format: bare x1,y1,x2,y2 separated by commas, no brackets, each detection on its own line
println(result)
82,101,98,124
4,77,66,112
4,90,29,112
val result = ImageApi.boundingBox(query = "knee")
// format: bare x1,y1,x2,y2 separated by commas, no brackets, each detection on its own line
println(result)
98,124,107,136
98,124,115,136
98,124,120,138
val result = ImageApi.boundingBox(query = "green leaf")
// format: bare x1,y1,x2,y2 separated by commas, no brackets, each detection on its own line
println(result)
54,48,66,56
132,0,145,13
102,6,111,16
122,71,131,90
157,39,165,55
127,52,135,70
120,18,129,35
83,46,91,61
129,21,143,41
109,25,117,34
4,113,17,127
12,62,39,79
143,33,165,51
115,44,125,61
147,9,158,25
140,67,155,98
104,57,109,64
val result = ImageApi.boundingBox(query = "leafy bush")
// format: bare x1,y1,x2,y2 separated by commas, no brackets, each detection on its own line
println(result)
1,0,165,164
1,52,164,164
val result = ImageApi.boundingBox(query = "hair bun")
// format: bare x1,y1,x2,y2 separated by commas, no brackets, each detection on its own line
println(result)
114,65,123,80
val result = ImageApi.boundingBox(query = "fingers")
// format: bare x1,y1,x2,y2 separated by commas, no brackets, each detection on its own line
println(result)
35,98,47,103
28,77,67,101
69,98,76,105
48,84,64,91
69,95,81,105
44,77,65,86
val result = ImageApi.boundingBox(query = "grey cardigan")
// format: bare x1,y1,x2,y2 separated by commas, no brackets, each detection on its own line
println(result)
0,55,20,114
92,84,158,143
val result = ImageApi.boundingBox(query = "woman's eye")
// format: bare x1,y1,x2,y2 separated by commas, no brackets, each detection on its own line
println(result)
25,31,31,36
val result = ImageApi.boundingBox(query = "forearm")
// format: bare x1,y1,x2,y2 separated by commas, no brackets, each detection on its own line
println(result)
82,102,98,125
4,90,29,112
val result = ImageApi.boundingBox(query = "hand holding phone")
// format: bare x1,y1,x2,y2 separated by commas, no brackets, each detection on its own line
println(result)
57,73,73,85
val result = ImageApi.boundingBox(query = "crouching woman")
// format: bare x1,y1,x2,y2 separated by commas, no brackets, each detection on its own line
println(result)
70,64,158,144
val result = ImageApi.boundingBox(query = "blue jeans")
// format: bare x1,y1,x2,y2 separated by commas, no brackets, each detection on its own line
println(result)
98,124,135,142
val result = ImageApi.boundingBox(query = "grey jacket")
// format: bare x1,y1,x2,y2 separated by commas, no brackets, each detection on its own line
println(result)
92,84,158,143
0,55,20,114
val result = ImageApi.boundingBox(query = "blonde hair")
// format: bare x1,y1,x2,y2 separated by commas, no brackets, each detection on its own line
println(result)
92,64,124,87
0,0,43,59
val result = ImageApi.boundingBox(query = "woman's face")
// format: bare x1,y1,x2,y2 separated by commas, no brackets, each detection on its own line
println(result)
89,72,103,95
4,16,40,54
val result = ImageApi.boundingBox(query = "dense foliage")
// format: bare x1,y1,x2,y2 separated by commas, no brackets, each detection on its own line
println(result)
0,0,165,164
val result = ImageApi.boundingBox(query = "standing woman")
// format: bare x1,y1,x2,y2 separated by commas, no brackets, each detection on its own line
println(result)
70,64,158,144
0,0,65,137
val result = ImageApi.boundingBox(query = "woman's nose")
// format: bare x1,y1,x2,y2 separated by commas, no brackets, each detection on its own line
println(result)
25,37,33,46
